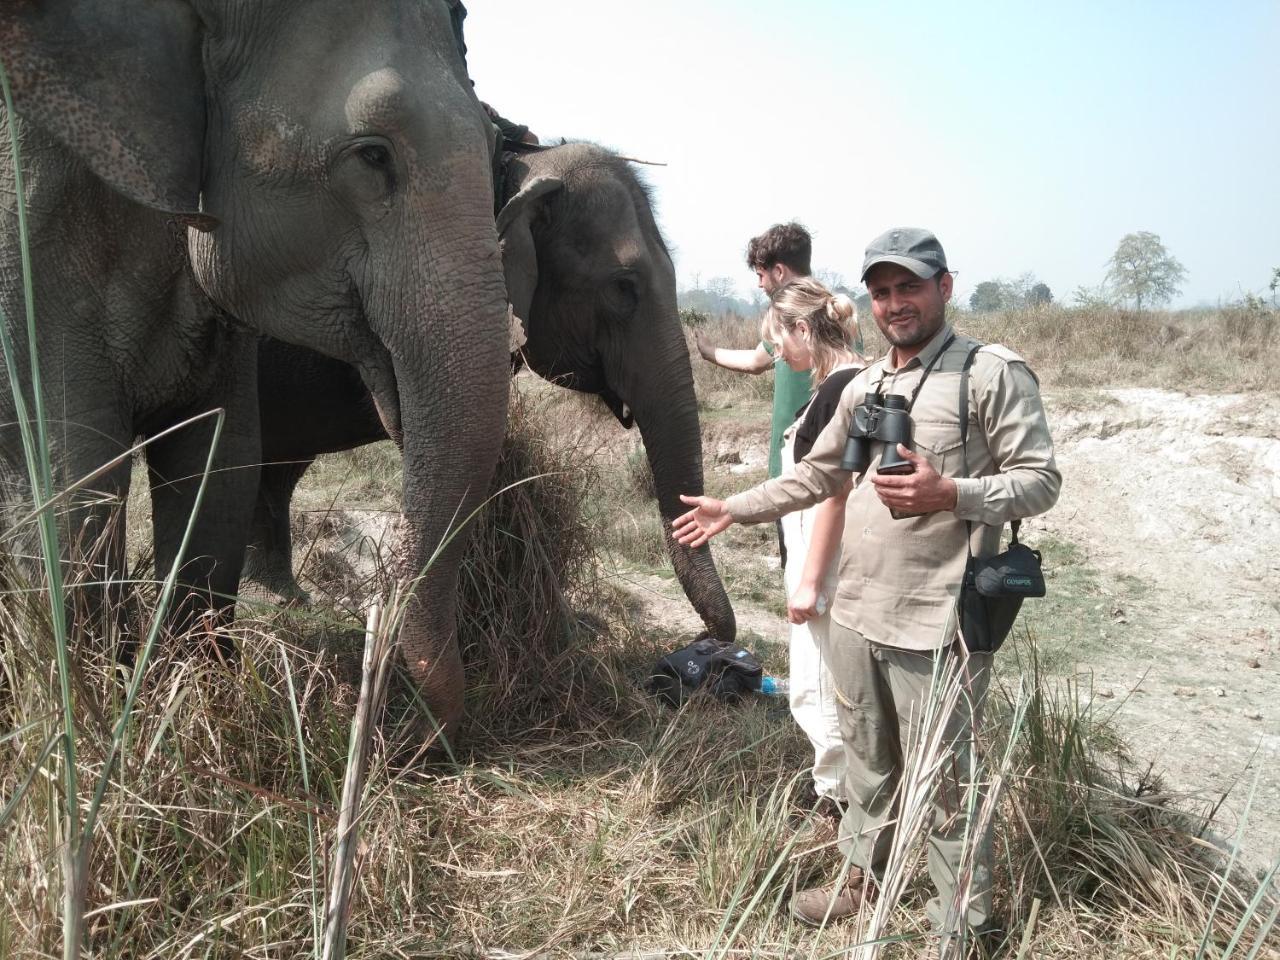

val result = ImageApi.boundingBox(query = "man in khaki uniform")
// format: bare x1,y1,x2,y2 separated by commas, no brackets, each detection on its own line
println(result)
673,228,1061,952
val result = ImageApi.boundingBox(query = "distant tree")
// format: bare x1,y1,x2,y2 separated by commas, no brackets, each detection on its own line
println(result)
1071,283,1115,310
969,281,1005,312
1028,282,1053,306
969,273,1051,311
1271,267,1279,306
706,276,738,300
814,267,846,289
813,267,863,300
1105,231,1187,311
678,280,758,317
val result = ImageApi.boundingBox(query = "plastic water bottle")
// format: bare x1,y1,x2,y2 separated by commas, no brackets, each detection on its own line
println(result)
759,676,790,696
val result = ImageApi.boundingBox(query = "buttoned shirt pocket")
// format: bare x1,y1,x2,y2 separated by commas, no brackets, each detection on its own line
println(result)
911,418,967,477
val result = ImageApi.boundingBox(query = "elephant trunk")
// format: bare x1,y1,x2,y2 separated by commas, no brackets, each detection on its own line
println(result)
375,235,510,741
622,321,737,644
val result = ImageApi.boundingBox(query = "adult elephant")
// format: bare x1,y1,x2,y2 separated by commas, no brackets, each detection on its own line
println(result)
0,1,509,736
246,143,737,645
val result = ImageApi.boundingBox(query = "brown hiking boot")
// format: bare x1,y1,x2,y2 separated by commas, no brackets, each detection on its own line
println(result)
789,869,873,926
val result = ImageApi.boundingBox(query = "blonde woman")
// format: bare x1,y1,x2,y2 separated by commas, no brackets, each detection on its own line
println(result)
763,277,867,822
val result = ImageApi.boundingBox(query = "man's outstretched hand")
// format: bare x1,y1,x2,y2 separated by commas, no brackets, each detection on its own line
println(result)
672,494,734,547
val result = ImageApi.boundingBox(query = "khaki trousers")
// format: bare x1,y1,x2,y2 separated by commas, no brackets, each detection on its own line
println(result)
825,620,995,932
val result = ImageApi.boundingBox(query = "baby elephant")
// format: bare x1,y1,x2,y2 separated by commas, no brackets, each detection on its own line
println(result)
246,142,737,645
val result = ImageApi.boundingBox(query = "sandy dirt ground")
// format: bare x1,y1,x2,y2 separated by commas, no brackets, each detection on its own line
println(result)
1041,389,1279,872
624,388,1280,874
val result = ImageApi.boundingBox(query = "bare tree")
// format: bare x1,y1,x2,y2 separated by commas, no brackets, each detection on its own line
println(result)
813,267,863,299
1105,232,1187,311
706,276,738,300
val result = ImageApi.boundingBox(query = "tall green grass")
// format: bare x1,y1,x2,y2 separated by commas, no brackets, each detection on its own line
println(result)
2,56,237,959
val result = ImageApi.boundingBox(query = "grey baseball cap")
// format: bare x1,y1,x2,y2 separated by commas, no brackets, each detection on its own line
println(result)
860,227,949,281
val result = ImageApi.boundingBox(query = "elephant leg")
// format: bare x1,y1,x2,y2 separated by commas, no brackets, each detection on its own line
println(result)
243,457,314,603
146,425,260,651
144,348,261,652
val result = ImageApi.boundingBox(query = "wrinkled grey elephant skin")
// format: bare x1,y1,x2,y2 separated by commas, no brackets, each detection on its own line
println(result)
0,0,510,738
248,143,737,645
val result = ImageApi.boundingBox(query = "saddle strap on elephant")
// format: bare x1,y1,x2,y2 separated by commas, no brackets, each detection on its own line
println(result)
957,344,1046,654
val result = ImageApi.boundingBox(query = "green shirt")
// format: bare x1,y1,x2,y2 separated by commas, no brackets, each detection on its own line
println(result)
763,341,814,478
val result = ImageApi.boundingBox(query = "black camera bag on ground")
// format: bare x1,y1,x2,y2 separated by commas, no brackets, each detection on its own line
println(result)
647,633,764,707
956,344,1047,654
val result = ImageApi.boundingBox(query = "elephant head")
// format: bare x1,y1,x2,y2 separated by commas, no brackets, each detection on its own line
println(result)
498,144,736,644
1,0,511,737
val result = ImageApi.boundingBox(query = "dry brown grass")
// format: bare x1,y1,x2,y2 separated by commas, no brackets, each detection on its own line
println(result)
687,300,1280,399
5,612,1273,957
956,301,1280,391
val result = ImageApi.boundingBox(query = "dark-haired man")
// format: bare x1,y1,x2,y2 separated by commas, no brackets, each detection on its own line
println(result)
695,222,816,566
674,228,1061,954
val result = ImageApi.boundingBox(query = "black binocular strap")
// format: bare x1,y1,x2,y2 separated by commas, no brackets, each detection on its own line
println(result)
959,344,1022,560
873,332,957,415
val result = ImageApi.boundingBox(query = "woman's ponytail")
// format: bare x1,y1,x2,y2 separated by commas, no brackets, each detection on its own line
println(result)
766,278,865,382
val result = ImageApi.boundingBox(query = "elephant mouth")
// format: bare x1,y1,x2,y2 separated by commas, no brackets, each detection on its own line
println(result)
600,385,634,429
528,356,634,430
356,341,404,445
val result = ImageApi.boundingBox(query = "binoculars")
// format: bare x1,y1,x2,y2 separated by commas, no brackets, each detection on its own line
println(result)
840,391,914,475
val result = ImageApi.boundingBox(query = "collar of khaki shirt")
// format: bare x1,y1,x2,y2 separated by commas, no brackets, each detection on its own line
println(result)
868,322,957,392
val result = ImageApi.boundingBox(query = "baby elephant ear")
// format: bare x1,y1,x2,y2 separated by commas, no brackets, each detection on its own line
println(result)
0,0,214,227
496,175,562,335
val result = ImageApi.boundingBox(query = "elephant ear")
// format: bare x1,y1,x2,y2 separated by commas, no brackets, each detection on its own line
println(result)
497,175,563,336
0,0,215,229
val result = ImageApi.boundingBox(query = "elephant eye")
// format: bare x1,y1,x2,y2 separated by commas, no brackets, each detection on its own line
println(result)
337,138,397,211
609,274,639,313
358,143,392,169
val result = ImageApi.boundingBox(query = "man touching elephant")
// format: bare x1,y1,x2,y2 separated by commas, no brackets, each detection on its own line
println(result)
695,222,816,568
674,229,1060,951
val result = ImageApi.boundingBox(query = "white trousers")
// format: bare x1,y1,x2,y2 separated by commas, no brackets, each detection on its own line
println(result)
779,502,847,802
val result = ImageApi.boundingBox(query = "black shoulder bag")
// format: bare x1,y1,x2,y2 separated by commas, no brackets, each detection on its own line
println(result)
956,345,1046,654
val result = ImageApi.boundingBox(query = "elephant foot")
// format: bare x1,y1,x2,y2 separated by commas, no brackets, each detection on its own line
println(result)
269,579,312,608
242,548,312,607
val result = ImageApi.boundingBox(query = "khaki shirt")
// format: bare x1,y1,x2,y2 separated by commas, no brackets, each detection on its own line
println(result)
726,324,1062,651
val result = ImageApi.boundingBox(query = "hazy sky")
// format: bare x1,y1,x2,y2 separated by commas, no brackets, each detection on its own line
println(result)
465,1,1278,307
